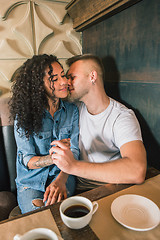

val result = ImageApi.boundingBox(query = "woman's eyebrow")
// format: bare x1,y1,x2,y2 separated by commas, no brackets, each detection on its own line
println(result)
52,70,64,77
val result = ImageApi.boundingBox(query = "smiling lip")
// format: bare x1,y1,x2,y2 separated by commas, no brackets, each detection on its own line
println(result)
59,87,67,91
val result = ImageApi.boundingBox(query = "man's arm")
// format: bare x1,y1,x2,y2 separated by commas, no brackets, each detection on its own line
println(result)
50,140,147,184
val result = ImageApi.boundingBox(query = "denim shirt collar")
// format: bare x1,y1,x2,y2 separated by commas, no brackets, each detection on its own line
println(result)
59,99,67,111
44,99,66,117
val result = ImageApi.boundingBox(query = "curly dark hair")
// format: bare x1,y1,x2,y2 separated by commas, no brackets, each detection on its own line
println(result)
9,54,62,138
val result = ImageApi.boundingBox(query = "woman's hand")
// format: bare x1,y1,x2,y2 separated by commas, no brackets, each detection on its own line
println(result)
43,172,68,206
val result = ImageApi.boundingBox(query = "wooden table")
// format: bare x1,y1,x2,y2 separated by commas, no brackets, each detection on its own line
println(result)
1,167,159,240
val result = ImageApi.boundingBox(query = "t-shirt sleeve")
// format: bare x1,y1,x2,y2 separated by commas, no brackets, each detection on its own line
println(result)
113,110,142,149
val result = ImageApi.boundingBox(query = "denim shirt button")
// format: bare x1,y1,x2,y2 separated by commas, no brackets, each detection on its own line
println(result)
39,136,43,139
56,120,58,123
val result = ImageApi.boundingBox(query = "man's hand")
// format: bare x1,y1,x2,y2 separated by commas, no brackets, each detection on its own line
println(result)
57,138,71,148
49,140,76,174
43,172,68,206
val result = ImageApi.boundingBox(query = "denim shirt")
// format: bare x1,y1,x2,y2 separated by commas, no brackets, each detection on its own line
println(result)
15,100,79,192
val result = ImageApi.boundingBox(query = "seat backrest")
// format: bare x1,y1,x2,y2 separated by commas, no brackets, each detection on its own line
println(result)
0,96,17,193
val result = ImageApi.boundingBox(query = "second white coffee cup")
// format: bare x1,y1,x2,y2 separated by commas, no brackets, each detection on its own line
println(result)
60,196,98,229
13,228,58,240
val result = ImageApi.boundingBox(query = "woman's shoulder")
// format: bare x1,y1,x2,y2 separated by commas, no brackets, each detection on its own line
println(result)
62,100,79,112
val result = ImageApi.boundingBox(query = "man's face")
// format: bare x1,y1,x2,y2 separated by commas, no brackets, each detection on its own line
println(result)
67,60,90,102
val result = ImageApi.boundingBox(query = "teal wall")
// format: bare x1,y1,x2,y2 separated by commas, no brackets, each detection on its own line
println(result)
82,0,160,169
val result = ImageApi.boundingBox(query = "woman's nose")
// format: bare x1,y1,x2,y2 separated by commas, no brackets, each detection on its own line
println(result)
59,76,67,85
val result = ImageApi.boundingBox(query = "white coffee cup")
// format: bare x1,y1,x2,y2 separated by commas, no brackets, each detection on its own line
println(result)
60,196,98,229
13,228,58,240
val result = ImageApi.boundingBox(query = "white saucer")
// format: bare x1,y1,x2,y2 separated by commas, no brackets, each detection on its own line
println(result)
111,194,160,231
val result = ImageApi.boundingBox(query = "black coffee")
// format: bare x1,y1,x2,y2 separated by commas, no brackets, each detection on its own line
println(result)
64,205,90,218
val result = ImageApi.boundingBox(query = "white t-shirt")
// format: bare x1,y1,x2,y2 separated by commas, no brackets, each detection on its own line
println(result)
79,97,142,164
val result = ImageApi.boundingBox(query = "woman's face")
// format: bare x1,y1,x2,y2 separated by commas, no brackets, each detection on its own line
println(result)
44,61,68,99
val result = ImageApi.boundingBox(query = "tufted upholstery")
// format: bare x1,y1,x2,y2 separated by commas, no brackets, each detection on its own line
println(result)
0,95,18,220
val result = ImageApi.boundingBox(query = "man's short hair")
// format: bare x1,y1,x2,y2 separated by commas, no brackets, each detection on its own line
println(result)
66,54,105,79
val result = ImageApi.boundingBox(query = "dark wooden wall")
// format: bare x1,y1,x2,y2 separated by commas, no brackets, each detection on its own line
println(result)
82,0,160,170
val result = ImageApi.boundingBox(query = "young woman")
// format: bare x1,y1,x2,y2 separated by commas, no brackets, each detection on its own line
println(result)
9,54,79,214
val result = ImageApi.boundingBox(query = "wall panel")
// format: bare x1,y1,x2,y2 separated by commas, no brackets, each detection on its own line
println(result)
0,0,82,96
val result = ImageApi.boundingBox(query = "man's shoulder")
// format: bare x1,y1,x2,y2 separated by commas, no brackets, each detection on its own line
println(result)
110,98,133,116
106,98,137,127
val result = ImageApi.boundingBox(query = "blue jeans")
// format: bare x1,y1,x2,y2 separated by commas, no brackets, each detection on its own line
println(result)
17,175,76,214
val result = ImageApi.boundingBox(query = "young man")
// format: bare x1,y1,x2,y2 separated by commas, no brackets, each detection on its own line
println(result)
50,54,147,191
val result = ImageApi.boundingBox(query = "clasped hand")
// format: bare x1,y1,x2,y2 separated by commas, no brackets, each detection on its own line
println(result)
43,173,67,206
49,138,76,173
43,138,73,205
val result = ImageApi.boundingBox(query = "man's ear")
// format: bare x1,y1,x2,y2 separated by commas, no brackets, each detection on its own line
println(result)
90,70,97,85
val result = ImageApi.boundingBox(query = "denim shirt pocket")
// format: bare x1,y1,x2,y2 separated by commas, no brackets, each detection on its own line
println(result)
59,126,72,140
35,131,52,154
